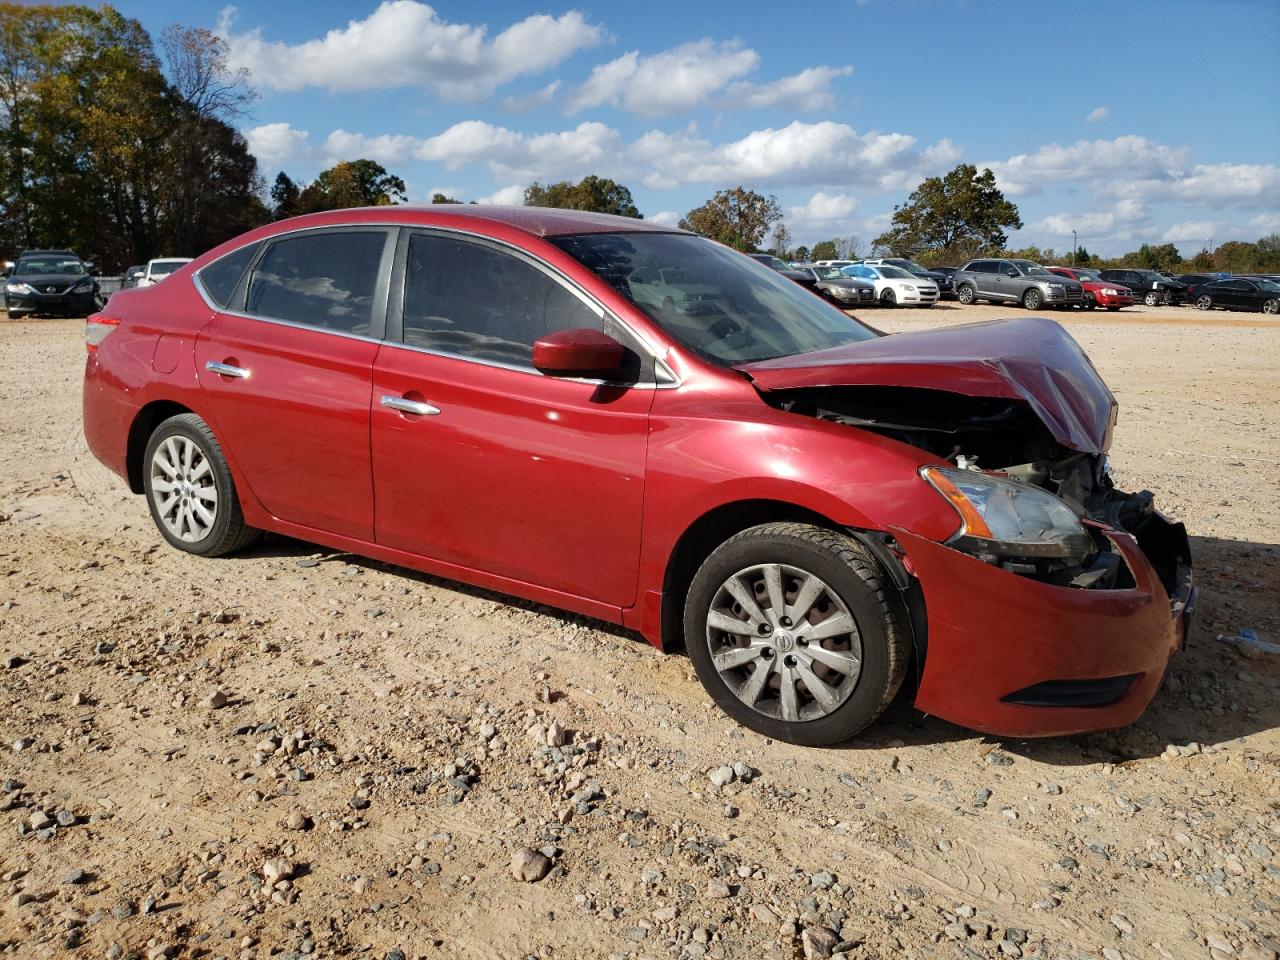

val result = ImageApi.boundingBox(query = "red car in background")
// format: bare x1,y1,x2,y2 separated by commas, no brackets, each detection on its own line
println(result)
83,207,1194,745
1047,266,1136,311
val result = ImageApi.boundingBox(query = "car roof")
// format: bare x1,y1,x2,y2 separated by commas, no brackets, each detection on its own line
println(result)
273,204,688,239
18,249,77,257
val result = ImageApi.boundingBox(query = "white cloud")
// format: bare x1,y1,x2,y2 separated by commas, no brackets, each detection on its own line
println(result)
1160,220,1217,243
723,65,853,110
985,136,1188,196
1115,162,1280,206
566,40,759,116
502,80,561,113
1084,106,1109,123
1249,211,1280,234
787,191,858,225
648,211,680,226
476,184,526,205
222,2,602,98
245,122,312,170
323,129,419,166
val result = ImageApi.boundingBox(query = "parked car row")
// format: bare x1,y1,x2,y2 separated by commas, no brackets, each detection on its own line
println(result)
753,252,1278,316
3,251,193,316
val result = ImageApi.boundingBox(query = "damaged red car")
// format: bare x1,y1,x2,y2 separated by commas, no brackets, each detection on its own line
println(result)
83,207,1196,745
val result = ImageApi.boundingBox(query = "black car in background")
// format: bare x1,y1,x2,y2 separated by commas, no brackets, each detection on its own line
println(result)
1097,268,1187,306
863,257,954,298
1193,277,1280,314
3,249,99,317
1175,272,1229,300
789,264,878,306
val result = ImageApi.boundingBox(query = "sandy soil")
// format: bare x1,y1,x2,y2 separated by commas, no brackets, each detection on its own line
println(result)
1,304,1278,960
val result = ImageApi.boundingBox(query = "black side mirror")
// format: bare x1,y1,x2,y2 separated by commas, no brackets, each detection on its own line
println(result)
1005,268,1018,277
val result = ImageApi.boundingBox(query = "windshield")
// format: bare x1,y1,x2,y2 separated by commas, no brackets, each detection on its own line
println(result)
1074,269,1102,281
1255,279,1280,293
814,267,847,280
550,233,877,365
753,255,788,271
15,255,86,276
1011,260,1052,276
876,265,916,279
149,260,186,277
891,260,931,274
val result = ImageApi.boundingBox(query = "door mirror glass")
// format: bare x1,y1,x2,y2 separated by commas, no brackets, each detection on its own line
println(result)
1005,266,1019,277
532,328,626,378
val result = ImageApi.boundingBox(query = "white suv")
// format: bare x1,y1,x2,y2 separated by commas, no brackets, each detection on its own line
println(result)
137,258,193,288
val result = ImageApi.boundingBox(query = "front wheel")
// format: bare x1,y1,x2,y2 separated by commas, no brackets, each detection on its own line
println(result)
143,413,260,557
1262,299,1279,315
880,288,897,308
684,523,910,746
1082,294,1096,310
1196,295,1213,311
1143,291,1160,307
956,284,975,305
1022,288,1044,310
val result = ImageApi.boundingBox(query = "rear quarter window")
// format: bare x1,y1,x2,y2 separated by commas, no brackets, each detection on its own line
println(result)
197,242,261,307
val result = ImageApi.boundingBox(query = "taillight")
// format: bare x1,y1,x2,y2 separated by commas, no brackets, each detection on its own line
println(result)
86,313,121,353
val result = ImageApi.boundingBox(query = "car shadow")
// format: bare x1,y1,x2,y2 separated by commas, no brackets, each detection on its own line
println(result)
238,532,1279,764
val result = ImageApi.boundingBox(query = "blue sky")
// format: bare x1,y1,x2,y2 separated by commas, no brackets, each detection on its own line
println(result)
123,0,1280,255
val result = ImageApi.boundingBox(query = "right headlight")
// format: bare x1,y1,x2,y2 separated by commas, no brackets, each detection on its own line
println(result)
6,282,36,295
921,466,1093,563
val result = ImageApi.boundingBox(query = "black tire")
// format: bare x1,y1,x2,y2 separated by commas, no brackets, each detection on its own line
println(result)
956,284,976,305
880,288,898,308
1022,288,1043,310
1262,299,1279,315
1082,294,1096,310
684,523,910,746
1143,291,1160,307
142,413,259,557
1196,295,1212,311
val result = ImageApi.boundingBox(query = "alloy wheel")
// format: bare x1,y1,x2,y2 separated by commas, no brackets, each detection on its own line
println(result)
149,435,218,542
1197,296,1212,311
1263,299,1279,315
705,563,862,723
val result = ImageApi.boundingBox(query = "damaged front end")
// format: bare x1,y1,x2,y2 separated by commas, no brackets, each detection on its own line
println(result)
769,382,1194,619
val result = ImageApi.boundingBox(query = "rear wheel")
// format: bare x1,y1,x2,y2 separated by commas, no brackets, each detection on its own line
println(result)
956,284,975,305
880,288,898,307
684,523,910,746
1262,299,1279,315
1022,288,1044,310
1143,291,1160,307
143,414,259,557
1196,295,1213,311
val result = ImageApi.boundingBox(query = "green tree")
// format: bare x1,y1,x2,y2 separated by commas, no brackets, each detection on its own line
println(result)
679,188,781,251
1131,242,1182,273
810,239,838,261
792,244,810,261
523,175,641,218
875,164,1022,257
431,192,462,204
298,159,407,212
271,172,300,219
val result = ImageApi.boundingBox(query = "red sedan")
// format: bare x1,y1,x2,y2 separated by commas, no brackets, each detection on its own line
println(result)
83,207,1195,745
1047,265,1136,311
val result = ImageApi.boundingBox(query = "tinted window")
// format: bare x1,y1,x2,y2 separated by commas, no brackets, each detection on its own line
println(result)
972,261,996,274
246,231,387,335
401,233,603,367
199,242,261,307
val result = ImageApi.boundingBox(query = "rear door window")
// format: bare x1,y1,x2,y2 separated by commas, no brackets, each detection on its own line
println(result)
199,242,262,308
245,230,392,337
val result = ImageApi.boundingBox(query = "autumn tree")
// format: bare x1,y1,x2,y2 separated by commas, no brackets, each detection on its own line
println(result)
875,164,1022,257
297,160,407,212
679,188,781,251
524,175,641,218
431,193,462,204
770,223,792,259
810,239,838,261
271,172,300,219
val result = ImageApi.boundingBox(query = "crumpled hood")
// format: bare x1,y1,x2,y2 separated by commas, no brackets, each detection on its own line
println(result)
736,317,1118,454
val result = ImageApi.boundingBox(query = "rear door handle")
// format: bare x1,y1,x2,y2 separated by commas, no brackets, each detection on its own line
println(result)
206,360,249,378
380,395,440,416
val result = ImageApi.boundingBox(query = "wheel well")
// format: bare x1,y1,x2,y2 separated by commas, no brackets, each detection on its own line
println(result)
125,400,193,493
659,500,847,653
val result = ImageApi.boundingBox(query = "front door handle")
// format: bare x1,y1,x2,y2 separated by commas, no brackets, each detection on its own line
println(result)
206,360,249,378
380,395,440,417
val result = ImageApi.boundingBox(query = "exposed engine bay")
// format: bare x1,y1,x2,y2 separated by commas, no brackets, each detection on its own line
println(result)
771,385,1194,603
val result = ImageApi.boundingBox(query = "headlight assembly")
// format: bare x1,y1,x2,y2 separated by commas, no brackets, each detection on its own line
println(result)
921,466,1094,564
5,282,36,295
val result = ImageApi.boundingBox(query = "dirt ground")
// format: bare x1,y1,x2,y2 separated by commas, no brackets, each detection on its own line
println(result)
1,303,1278,960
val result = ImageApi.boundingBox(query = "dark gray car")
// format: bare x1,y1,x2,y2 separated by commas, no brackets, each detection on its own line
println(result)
953,258,1084,309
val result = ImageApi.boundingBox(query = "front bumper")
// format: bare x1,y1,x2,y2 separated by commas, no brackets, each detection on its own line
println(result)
1044,288,1084,305
896,523,1192,737
5,289,97,316
1094,291,1135,307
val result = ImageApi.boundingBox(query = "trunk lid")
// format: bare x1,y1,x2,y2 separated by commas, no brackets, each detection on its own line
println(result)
735,317,1117,454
